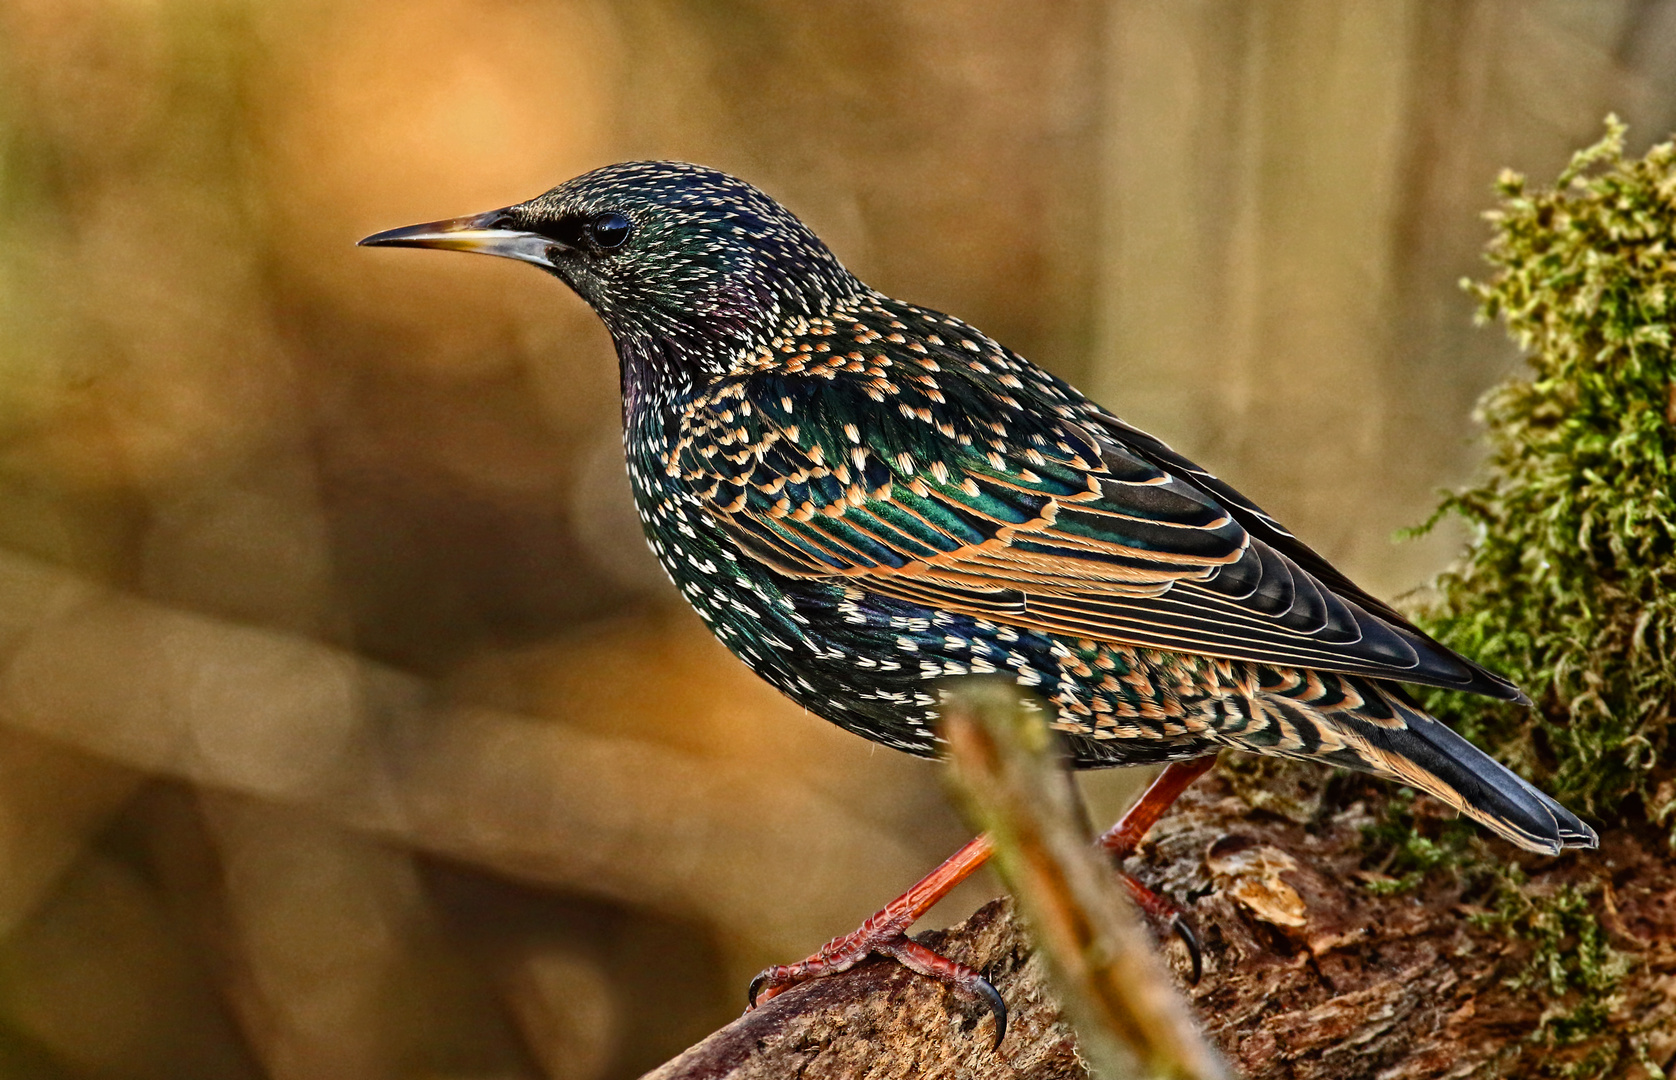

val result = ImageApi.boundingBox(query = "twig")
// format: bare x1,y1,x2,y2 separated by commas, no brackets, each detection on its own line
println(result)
939,679,1231,1080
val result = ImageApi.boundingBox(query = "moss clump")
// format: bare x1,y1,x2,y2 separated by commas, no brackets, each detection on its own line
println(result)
1414,117,1676,836
1357,786,1485,895
1467,870,1636,1077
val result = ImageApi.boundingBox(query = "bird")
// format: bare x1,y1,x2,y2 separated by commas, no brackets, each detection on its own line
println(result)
361,160,1597,1047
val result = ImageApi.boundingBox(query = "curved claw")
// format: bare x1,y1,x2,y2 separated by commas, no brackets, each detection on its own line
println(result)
879,936,1006,1049
747,971,768,1009
973,973,1008,1050
1171,912,1203,984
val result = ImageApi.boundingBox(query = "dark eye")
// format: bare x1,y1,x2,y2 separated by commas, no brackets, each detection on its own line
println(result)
590,212,631,249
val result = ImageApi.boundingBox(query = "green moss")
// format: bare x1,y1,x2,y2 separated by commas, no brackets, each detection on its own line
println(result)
1374,118,1676,1079
1411,117,1676,837
1467,869,1638,1077
1357,786,1485,895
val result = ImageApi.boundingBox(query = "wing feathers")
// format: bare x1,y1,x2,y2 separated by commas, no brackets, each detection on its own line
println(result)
674,354,1524,701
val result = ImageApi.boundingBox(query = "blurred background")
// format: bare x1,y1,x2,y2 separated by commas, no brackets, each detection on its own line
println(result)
0,2,1674,1077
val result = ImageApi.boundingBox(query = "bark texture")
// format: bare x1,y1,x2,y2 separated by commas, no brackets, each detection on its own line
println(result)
643,768,1676,1080
641,899,1081,1080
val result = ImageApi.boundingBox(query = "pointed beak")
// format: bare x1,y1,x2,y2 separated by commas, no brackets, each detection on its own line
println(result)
358,208,565,268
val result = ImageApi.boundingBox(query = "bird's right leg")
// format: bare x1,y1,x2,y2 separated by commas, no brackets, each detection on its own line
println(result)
1098,755,1219,860
1095,755,1219,980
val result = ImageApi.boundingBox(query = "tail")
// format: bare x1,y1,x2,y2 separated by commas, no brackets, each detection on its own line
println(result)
1239,678,1597,855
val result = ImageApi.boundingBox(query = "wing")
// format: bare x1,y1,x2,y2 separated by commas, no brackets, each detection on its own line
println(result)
1079,413,1522,701
673,322,1520,701
1088,412,1411,626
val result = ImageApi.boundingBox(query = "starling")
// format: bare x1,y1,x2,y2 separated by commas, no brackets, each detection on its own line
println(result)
362,161,1596,1043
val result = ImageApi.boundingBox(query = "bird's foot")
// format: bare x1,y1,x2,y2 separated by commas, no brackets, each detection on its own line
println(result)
745,835,1006,1047
746,906,914,1005
748,918,1007,1047
1094,756,1219,984
1116,868,1204,983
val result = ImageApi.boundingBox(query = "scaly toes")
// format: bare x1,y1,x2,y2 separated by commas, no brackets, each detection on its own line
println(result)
880,935,1007,1049
746,930,1007,1049
1116,870,1204,983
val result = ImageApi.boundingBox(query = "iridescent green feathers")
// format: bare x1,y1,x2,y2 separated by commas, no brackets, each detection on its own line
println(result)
672,293,1524,701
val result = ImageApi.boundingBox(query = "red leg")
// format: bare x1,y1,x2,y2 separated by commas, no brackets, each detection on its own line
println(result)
1098,755,1219,861
750,835,993,999
747,754,1219,1040
1098,755,1218,980
748,834,1005,1043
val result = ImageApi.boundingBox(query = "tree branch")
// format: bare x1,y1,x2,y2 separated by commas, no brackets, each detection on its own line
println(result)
938,681,1229,1080
641,764,1675,1079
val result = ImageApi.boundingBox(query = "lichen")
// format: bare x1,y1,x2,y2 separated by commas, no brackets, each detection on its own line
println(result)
1412,116,1676,838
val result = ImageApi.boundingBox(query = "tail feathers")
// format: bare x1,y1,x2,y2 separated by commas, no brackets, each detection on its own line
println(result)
1529,785,1600,848
1340,691,1598,855
1240,684,1598,855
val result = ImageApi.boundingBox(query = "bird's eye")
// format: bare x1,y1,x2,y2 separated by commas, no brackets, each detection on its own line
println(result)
590,212,632,250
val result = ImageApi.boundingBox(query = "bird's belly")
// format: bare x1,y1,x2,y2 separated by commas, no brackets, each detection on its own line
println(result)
658,541,1219,768
629,472,1218,767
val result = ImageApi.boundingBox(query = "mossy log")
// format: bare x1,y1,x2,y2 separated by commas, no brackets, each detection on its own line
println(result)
642,767,1676,1080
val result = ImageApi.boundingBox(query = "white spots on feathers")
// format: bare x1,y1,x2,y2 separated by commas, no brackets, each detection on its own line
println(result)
581,163,1422,770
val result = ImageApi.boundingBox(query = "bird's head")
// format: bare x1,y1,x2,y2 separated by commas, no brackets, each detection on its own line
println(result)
361,161,864,409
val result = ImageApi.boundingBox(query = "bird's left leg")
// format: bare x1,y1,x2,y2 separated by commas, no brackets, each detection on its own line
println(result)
745,755,1220,1039
747,833,1006,1043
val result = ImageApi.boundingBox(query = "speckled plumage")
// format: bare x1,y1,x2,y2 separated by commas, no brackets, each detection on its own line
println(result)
363,160,1596,857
